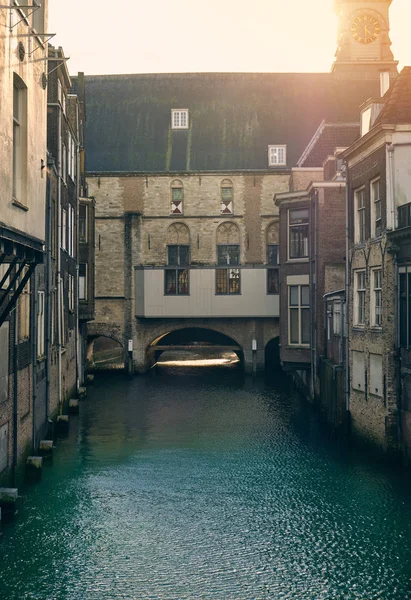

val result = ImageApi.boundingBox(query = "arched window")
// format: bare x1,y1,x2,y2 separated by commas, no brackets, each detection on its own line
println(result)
266,221,279,294
170,180,184,215
165,223,190,295
220,179,233,215
216,222,240,295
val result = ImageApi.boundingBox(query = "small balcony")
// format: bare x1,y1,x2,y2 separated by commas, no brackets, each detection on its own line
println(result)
135,266,279,318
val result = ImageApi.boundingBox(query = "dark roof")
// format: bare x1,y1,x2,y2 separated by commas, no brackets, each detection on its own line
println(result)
297,121,360,167
376,67,411,125
84,72,380,173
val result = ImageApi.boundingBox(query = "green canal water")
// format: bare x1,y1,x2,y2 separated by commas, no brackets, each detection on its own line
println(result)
1,360,411,599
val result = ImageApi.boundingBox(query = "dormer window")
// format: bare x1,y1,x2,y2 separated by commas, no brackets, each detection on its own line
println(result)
171,109,189,129
268,145,287,167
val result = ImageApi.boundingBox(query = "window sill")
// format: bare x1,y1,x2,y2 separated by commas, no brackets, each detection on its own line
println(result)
37,355,46,364
215,293,242,296
352,326,365,331
287,258,309,263
285,344,310,349
12,199,29,212
370,326,383,332
164,293,190,297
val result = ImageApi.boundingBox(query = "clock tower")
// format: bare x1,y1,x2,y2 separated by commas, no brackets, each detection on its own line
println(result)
332,0,398,80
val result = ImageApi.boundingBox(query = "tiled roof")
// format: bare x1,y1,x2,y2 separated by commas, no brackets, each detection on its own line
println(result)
375,67,411,125
83,72,380,172
297,121,360,167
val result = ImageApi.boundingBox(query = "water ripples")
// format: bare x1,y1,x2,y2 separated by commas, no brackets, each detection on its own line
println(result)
1,368,411,599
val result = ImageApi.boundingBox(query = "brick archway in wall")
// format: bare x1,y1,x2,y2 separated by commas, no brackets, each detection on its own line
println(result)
133,317,280,373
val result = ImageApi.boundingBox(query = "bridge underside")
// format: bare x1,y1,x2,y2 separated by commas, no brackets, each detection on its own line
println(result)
87,316,280,374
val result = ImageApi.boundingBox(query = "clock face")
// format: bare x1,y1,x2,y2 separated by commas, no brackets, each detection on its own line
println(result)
351,14,381,44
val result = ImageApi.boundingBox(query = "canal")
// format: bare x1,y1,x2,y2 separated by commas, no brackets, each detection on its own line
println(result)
1,358,411,599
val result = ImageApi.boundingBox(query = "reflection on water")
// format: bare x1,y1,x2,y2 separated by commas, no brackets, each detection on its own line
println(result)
1,365,411,600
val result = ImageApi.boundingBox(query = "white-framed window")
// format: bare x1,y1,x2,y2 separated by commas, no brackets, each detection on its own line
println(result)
61,140,67,182
371,179,382,237
354,270,366,326
355,188,366,244
79,264,87,301
68,274,74,312
171,180,184,215
37,290,45,358
79,204,87,243
57,79,66,114
61,208,67,251
268,145,287,167
371,268,382,327
399,266,411,348
288,208,309,259
171,109,189,129
333,300,342,336
68,205,74,257
18,267,30,342
220,179,233,215
12,74,27,204
288,284,310,346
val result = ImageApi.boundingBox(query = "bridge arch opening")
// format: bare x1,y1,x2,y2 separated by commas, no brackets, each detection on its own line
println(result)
265,337,281,372
148,327,244,369
87,335,124,372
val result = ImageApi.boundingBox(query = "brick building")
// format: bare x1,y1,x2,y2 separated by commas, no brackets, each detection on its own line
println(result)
83,0,397,373
0,1,49,484
344,67,411,455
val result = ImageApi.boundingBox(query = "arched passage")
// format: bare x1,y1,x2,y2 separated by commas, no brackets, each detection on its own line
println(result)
87,335,125,372
265,337,281,372
147,327,244,369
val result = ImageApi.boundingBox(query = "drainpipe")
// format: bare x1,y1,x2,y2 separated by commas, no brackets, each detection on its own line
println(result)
57,99,62,414
310,189,318,401
12,295,18,486
75,138,80,392
344,166,350,414
32,268,38,451
45,158,54,423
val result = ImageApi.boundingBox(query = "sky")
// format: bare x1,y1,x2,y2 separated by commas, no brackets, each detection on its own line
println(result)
48,0,411,76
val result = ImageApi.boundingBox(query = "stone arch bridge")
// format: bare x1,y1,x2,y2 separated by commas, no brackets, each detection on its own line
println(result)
87,317,279,374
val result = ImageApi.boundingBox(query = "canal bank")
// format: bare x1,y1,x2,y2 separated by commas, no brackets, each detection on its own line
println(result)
1,364,411,599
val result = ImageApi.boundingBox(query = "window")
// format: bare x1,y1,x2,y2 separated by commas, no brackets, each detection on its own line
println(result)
79,264,87,301
171,180,183,215
288,208,309,259
61,208,67,251
37,291,45,358
165,245,189,295
333,300,342,336
12,75,27,204
371,179,382,237
216,244,240,295
268,145,287,166
171,109,189,129
267,244,279,294
68,274,74,312
354,270,366,326
221,180,233,215
398,203,411,229
288,285,310,345
355,188,366,244
399,266,411,348
32,0,45,34
79,204,87,242
371,268,382,327
61,141,67,182
18,268,30,342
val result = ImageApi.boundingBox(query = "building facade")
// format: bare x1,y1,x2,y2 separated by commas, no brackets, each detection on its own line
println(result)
0,1,49,484
344,67,411,455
